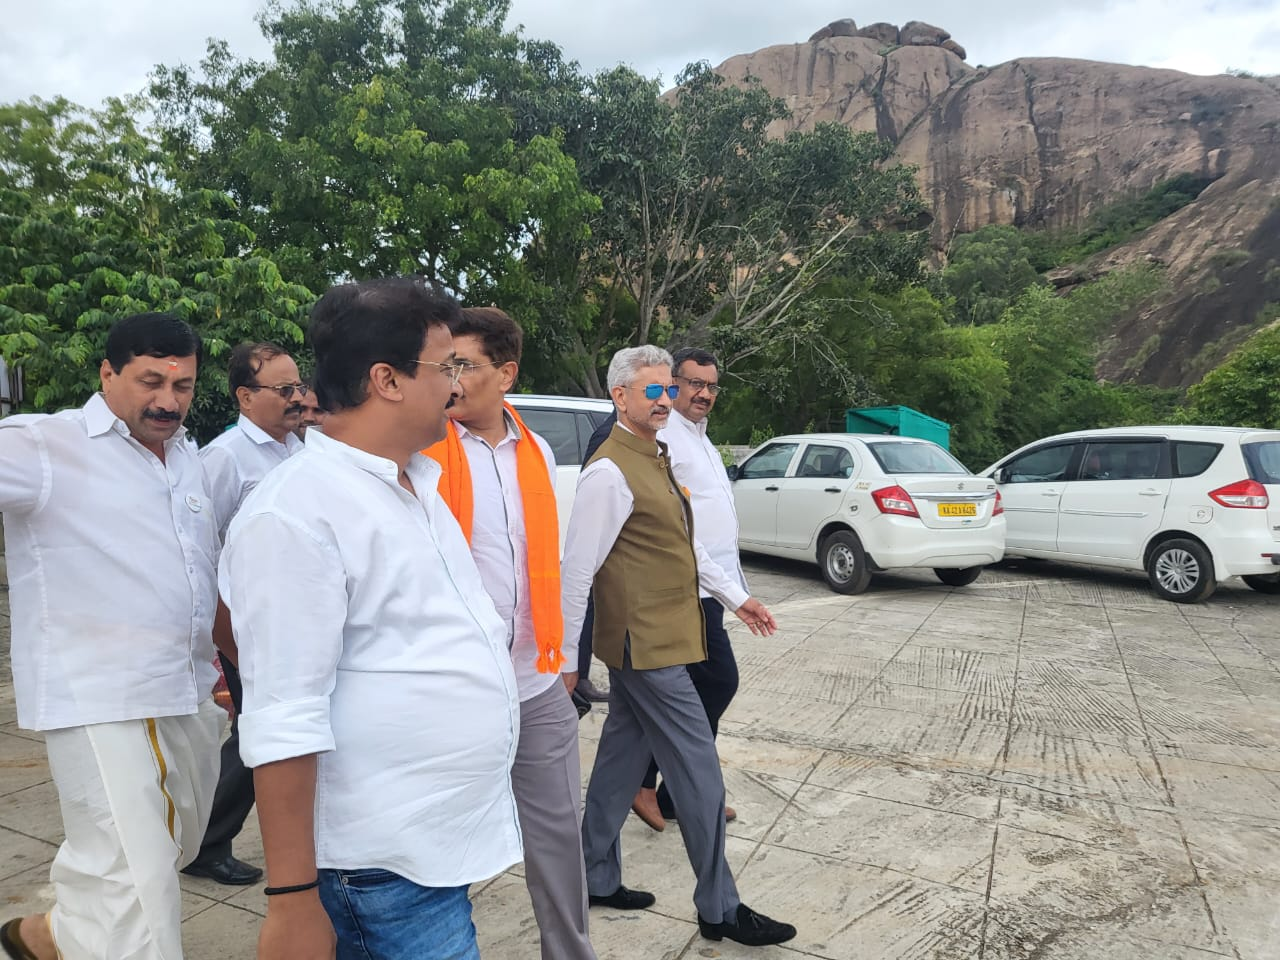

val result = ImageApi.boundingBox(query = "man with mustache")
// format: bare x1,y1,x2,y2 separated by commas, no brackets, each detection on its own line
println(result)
293,382,327,440
183,342,305,886
563,345,796,947
0,314,224,960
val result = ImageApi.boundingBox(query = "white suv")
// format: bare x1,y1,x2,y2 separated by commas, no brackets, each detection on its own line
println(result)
731,433,1006,594
985,425,1280,602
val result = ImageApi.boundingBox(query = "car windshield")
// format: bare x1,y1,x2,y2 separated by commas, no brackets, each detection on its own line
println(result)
1243,441,1280,484
867,442,968,475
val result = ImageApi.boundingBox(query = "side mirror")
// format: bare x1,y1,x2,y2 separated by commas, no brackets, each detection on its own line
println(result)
725,463,740,481
993,467,1008,484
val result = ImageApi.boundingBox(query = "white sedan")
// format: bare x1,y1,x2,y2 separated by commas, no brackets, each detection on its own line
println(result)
730,433,1006,593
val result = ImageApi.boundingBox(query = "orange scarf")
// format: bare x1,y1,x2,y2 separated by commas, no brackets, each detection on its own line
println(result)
423,403,565,674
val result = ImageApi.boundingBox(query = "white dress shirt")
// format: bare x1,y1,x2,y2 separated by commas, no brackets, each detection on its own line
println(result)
0,394,219,731
220,430,522,888
199,414,303,540
658,408,748,599
560,425,751,650
455,418,564,702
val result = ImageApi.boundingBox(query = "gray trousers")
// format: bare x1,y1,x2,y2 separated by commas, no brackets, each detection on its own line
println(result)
512,680,596,960
580,652,741,924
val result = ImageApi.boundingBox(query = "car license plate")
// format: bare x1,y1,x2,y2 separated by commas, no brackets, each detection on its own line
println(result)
938,503,977,517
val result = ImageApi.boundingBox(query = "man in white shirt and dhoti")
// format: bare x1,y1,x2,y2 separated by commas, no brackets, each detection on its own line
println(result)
221,277,523,960
0,314,224,960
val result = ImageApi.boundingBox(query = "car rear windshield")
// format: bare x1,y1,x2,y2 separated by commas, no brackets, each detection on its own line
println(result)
867,442,968,475
1243,442,1280,484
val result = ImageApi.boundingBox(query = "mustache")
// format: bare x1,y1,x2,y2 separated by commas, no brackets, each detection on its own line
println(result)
142,409,182,423
445,396,456,409
285,403,303,416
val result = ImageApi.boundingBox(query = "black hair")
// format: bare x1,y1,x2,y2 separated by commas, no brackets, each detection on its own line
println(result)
308,277,461,412
228,342,289,398
452,306,524,365
104,313,203,373
671,347,719,376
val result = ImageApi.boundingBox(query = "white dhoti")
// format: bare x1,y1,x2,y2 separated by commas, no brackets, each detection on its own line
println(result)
43,699,223,960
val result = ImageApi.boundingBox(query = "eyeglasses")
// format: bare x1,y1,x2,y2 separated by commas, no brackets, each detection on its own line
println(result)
454,359,506,376
246,382,310,400
410,360,463,385
641,383,679,401
674,375,721,396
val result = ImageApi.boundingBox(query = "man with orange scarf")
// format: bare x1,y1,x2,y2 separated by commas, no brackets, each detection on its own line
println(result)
423,307,596,960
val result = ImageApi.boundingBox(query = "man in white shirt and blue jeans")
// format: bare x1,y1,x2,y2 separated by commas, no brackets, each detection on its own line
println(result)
0,314,224,960
424,306,596,960
221,277,522,960
182,342,307,888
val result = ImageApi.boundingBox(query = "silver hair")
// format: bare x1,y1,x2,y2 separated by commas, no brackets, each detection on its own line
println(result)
606,345,675,391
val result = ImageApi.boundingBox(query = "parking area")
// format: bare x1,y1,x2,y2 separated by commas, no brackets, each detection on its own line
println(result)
2,557,1279,958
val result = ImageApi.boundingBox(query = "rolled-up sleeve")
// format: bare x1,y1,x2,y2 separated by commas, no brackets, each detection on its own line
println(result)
0,421,46,514
220,510,348,768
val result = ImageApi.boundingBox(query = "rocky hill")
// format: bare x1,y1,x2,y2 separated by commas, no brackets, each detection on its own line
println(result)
709,19,1280,388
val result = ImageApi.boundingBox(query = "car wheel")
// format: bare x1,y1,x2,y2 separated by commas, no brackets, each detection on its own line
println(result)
1243,573,1280,594
934,566,983,587
1147,538,1216,603
819,530,872,595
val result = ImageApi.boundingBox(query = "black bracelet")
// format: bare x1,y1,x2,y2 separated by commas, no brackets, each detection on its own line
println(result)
264,879,320,896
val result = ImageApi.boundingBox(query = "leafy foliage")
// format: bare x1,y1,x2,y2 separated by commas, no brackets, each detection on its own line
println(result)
0,98,313,441
943,225,1043,326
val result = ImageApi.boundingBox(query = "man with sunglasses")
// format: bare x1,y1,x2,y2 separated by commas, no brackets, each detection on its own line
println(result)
563,345,796,948
183,342,306,886
630,347,744,833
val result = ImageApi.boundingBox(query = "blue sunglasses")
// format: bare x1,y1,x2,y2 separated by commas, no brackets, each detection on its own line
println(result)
643,384,680,400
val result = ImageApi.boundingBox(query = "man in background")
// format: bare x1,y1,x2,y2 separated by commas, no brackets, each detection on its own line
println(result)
425,306,595,960
183,343,306,887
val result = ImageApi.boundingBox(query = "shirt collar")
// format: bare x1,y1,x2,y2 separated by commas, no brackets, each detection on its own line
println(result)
454,411,521,447
668,407,708,438
304,429,441,491
84,393,189,446
237,413,303,451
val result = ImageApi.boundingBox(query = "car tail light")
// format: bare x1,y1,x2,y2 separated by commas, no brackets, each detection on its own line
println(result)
872,485,919,517
1208,479,1269,509
993,490,1004,516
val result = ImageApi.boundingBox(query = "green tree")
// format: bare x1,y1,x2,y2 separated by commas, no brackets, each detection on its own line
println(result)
943,224,1043,326
151,0,599,351
0,98,314,441
1185,320,1280,427
553,64,928,394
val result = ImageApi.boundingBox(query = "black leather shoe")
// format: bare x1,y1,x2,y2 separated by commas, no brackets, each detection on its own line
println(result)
575,678,610,703
588,885,656,910
699,903,797,946
181,855,264,886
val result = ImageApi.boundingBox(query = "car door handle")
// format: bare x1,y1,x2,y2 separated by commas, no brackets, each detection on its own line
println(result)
824,487,841,493
765,485,779,492
1138,489,1163,497
1041,490,1059,497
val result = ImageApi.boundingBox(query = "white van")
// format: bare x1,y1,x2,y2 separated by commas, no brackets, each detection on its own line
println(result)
506,394,615,546
985,425,1280,602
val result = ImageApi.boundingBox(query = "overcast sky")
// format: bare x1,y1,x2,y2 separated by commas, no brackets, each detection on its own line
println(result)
3,0,1278,107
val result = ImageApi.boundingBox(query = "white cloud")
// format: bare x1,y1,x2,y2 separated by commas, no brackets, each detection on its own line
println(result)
3,0,1277,107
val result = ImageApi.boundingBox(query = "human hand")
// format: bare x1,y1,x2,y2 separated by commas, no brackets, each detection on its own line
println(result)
258,892,335,960
733,598,777,636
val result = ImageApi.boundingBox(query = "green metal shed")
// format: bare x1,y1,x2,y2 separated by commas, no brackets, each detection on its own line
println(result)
845,405,952,450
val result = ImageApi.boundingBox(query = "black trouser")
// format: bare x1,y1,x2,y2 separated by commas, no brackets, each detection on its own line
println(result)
640,599,739,816
578,592,596,677
194,653,256,863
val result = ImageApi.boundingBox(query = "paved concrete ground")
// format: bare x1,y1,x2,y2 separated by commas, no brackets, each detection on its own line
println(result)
2,557,1279,959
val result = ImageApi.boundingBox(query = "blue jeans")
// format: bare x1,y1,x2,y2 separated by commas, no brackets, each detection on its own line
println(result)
318,869,479,960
